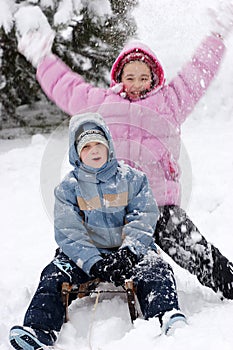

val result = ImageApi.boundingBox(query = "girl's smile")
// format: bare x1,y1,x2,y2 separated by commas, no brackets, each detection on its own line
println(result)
121,61,152,100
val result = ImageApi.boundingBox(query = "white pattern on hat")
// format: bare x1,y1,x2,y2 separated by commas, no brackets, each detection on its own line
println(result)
76,129,109,156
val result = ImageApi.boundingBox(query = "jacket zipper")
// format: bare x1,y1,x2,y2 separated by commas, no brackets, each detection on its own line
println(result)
97,182,115,246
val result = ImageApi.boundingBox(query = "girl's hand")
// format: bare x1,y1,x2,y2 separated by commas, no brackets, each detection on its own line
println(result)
14,5,55,67
208,2,233,39
17,30,55,68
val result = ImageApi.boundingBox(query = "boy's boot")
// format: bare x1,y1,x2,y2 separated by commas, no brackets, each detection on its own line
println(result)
161,309,187,336
9,325,57,350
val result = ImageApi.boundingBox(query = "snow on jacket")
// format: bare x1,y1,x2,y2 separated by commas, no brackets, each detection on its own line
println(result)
37,34,225,206
54,112,159,275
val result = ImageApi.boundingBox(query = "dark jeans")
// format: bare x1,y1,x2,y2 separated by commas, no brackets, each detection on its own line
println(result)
24,250,179,333
155,205,233,299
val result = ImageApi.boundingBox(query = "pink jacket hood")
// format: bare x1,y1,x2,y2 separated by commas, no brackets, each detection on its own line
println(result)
110,41,165,98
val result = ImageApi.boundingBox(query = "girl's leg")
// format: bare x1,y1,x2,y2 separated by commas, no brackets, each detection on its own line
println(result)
155,205,233,299
133,253,179,320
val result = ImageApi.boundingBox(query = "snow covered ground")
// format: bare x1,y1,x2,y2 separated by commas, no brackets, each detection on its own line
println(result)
1,0,233,349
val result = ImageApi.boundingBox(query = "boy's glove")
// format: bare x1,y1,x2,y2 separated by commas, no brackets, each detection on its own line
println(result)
208,2,233,39
90,248,138,286
116,247,138,271
90,256,121,284
14,5,55,67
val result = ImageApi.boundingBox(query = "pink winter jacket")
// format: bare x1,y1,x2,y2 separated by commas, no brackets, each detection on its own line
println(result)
36,35,225,206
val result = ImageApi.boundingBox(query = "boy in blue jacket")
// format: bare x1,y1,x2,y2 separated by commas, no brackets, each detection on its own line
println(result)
9,112,186,349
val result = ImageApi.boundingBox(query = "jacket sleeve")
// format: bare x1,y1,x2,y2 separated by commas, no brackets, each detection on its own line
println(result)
54,178,102,275
164,34,225,124
121,171,159,257
36,54,109,116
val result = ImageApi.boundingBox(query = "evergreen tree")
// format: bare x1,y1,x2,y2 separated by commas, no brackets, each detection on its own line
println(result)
0,0,138,136
53,0,138,86
0,27,43,130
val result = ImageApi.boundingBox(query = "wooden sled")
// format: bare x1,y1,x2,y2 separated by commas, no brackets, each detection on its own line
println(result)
61,279,138,323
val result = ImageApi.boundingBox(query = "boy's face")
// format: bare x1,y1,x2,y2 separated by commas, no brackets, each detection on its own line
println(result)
80,142,108,168
121,61,152,100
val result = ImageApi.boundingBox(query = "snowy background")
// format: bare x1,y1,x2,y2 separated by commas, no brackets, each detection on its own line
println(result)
1,0,233,349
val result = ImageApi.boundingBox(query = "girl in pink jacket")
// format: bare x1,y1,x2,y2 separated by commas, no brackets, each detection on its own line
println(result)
16,4,233,300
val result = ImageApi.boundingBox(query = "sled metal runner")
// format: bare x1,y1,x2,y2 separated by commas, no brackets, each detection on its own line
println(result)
61,279,138,323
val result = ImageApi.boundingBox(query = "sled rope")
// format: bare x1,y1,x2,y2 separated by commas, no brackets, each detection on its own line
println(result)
88,290,101,350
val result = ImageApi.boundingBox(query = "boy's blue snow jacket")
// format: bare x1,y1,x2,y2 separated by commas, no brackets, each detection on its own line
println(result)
54,112,159,275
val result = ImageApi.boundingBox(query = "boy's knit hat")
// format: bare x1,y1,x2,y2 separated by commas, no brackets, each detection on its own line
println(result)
76,127,109,157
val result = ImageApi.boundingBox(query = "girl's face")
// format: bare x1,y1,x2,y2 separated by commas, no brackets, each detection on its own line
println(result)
121,61,152,100
80,142,108,168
